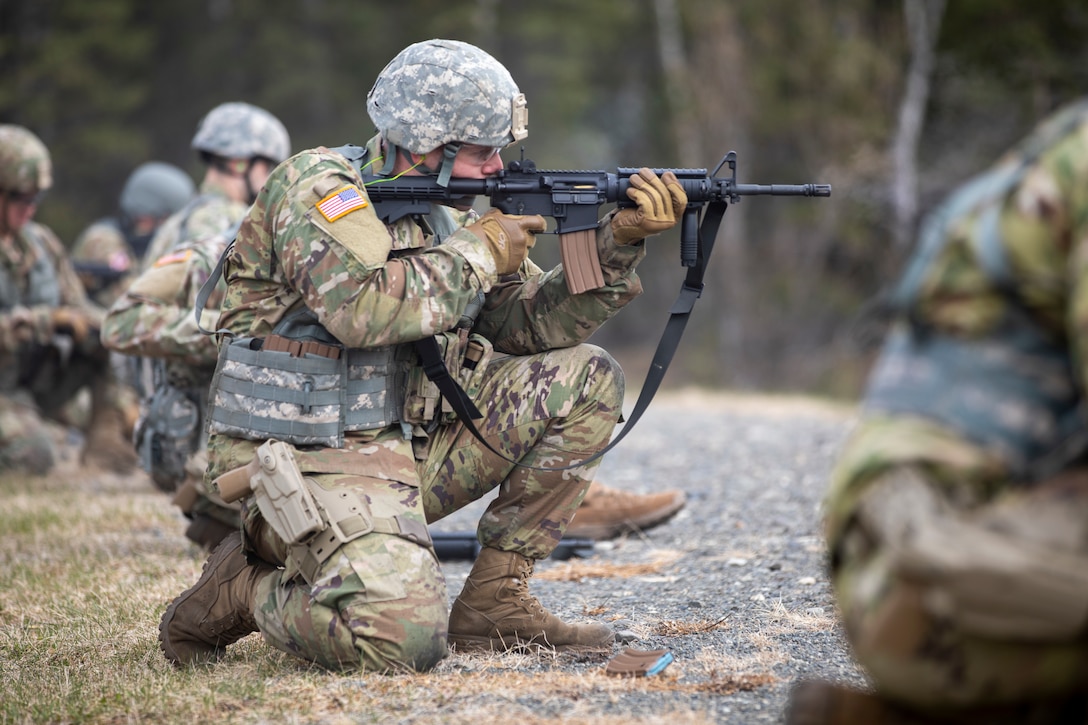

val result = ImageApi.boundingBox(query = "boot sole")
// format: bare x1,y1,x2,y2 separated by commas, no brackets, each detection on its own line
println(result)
159,533,242,666
448,632,614,654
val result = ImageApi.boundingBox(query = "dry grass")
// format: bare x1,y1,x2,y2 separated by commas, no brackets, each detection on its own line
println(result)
651,616,732,636
535,550,685,581
0,434,823,724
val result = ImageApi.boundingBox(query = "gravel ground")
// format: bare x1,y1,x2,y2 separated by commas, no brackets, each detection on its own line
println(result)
428,390,870,724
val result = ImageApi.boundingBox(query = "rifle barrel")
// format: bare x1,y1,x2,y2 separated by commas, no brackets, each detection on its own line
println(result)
732,183,832,197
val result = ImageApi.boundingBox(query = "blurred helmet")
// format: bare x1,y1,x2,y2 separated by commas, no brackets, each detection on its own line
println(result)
367,39,528,154
119,161,195,218
191,102,291,164
0,125,53,194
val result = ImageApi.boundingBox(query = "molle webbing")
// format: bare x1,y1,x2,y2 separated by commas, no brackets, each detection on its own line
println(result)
206,335,402,448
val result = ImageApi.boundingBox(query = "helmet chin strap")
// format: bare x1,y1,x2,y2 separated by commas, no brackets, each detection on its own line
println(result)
0,197,11,236
435,142,460,187
212,156,260,204
242,159,259,204
381,142,461,187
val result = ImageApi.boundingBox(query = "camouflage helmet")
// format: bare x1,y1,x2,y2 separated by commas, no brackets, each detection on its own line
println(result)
366,39,528,155
119,161,195,218
0,125,53,194
191,102,291,164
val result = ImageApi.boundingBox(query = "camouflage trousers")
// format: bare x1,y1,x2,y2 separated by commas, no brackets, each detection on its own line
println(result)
221,343,625,671
828,418,1088,713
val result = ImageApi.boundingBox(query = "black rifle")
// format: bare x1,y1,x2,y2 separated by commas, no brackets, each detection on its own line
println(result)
357,150,830,467
360,150,831,294
431,531,595,561
72,260,131,295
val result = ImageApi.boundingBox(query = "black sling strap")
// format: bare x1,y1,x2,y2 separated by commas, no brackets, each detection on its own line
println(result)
416,199,728,471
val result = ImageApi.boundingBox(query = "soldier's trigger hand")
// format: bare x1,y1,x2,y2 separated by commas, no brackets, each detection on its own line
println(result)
612,168,688,245
50,307,92,344
464,209,547,276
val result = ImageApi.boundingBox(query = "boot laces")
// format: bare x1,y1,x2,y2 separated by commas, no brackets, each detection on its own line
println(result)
511,559,547,616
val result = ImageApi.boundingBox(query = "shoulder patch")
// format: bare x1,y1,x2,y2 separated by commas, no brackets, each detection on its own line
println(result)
316,185,368,222
153,249,193,267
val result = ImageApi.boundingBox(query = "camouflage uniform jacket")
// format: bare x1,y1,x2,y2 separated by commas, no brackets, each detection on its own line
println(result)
826,99,1088,544
141,177,247,269
207,136,646,478
102,231,227,387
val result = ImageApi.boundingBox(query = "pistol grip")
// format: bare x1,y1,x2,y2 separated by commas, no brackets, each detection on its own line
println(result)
559,229,605,294
216,459,260,503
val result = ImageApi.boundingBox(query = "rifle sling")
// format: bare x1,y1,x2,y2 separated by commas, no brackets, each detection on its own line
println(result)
417,199,728,472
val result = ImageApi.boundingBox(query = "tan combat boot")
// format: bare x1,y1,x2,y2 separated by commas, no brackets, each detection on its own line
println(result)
565,480,686,540
159,532,274,665
80,403,140,474
448,546,614,652
183,514,238,551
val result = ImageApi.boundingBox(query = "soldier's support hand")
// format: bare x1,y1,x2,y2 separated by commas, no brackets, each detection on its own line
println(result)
611,168,688,245
464,209,547,276
50,307,94,344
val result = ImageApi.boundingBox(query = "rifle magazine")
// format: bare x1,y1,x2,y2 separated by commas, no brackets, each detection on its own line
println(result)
559,229,605,294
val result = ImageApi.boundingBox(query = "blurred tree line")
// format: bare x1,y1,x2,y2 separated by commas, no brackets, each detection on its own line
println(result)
2,0,1087,399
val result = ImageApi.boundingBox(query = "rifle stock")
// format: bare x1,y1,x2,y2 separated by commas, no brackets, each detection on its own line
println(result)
361,150,831,294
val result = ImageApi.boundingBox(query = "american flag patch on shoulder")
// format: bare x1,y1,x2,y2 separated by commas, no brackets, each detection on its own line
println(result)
153,249,192,267
316,184,368,222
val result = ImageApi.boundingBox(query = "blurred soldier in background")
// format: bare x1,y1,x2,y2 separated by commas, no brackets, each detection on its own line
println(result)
66,162,195,439
102,102,289,549
104,225,251,548
158,39,688,673
71,161,195,308
0,125,137,475
140,101,291,267
787,99,1088,723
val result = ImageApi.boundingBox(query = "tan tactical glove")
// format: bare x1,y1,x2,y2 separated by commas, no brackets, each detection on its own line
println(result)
611,168,688,245
50,307,94,344
464,209,547,276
